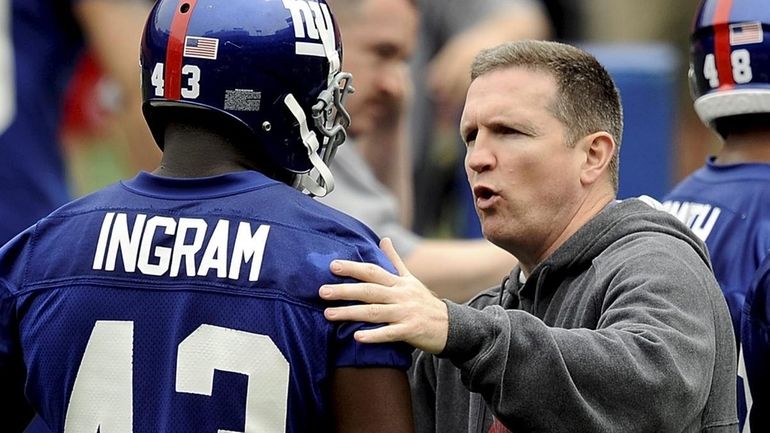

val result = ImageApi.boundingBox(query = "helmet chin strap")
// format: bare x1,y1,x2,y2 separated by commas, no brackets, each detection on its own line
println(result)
283,94,335,197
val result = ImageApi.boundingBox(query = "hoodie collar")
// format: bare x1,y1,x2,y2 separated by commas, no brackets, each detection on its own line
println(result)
507,198,709,305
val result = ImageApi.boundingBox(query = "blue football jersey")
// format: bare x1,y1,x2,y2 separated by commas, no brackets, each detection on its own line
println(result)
0,171,411,432
663,157,770,429
0,0,85,246
741,254,770,432
662,158,770,336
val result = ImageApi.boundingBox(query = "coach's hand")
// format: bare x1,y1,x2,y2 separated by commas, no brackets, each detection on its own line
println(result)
320,238,449,354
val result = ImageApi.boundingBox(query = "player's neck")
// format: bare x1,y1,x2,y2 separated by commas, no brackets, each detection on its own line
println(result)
154,124,258,178
716,129,770,165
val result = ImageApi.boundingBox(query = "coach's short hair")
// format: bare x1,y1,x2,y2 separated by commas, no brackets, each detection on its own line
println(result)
471,40,623,191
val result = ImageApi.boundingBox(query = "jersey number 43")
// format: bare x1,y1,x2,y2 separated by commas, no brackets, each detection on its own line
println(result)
64,321,289,433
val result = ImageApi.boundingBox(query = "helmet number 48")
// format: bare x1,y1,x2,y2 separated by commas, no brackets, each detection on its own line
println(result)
151,62,202,99
703,49,753,88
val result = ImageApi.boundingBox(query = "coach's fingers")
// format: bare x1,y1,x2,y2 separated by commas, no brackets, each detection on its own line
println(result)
356,317,447,354
329,258,399,286
319,282,394,304
323,302,400,324
353,323,411,345
323,289,450,353
379,237,411,277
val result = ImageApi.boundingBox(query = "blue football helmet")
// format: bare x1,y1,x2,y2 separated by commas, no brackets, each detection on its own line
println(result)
690,0,770,130
140,0,353,196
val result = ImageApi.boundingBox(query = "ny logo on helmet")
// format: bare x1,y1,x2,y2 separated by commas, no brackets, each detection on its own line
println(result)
282,0,336,58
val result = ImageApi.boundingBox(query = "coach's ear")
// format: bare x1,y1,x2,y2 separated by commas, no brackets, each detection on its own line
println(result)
578,131,615,186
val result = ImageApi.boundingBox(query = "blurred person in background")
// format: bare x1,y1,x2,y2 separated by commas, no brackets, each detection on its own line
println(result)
321,0,549,302
0,0,159,248
661,1,770,429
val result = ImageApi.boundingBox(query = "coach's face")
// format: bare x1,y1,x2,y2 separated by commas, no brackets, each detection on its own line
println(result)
461,67,585,271
339,0,417,137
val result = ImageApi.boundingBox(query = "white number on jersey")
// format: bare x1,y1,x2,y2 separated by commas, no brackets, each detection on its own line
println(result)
0,0,15,135
150,62,202,99
703,49,753,88
738,345,753,433
64,321,133,433
64,321,290,433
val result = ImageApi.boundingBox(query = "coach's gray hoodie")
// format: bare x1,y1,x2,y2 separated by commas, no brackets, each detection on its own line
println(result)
410,198,738,433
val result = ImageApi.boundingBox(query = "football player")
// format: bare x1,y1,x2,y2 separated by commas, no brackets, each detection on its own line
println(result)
742,254,770,432
661,0,770,429
0,0,414,432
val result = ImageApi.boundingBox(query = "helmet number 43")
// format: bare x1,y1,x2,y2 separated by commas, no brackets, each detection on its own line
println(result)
151,62,202,99
703,49,753,88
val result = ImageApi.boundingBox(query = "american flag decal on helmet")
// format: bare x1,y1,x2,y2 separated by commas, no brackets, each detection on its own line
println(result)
729,22,764,46
183,36,219,60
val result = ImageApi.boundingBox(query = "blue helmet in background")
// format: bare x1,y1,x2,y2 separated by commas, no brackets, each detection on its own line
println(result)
690,0,770,130
140,0,353,196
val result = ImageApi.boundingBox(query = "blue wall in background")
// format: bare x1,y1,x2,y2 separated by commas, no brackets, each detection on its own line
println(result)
586,43,679,200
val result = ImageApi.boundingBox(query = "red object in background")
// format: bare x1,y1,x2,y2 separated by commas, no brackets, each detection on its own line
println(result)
60,51,113,140
488,419,510,433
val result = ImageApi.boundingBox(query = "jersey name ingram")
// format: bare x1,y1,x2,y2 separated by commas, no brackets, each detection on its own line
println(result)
91,212,270,281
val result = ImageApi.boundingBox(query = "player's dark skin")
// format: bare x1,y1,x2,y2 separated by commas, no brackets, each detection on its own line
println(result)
151,107,415,433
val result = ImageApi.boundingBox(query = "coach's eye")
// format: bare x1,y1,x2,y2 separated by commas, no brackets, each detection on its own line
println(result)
463,129,477,146
493,125,523,137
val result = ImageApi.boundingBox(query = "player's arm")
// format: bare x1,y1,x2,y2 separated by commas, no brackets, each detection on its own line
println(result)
73,0,161,172
332,367,415,433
